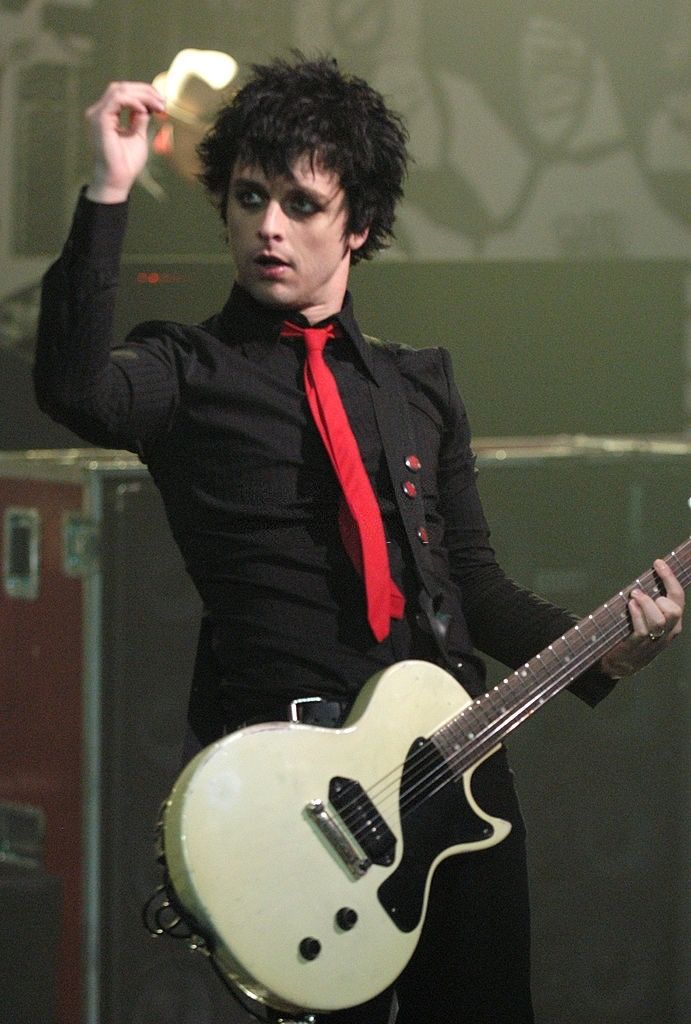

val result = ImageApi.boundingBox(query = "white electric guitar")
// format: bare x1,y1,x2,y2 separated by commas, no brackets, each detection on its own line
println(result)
159,541,689,1018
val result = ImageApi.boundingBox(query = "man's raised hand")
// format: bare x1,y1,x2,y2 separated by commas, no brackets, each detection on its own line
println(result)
85,81,166,203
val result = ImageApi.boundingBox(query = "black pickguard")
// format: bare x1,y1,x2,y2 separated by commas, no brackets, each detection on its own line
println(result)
377,738,494,933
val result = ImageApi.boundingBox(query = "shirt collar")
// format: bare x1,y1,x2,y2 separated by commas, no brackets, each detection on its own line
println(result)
216,283,382,385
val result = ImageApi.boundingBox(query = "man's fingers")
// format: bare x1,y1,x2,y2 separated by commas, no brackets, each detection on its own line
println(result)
86,81,166,125
654,558,686,609
629,559,684,643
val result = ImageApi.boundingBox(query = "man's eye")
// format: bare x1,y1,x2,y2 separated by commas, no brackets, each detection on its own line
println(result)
288,194,319,216
235,189,264,209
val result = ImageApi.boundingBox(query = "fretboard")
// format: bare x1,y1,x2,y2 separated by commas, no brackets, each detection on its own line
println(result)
433,539,690,780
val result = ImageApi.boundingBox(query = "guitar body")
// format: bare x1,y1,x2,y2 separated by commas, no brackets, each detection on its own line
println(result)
162,660,510,1015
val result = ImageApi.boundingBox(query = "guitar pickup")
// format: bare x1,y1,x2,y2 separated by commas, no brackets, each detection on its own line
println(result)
328,776,397,867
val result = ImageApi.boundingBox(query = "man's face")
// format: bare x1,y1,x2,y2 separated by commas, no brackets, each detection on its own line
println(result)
226,156,368,323
520,15,590,148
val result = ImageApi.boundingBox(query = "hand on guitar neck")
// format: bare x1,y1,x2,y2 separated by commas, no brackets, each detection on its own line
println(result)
599,557,684,679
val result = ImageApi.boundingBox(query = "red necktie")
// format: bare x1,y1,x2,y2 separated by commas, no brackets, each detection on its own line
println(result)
282,320,405,642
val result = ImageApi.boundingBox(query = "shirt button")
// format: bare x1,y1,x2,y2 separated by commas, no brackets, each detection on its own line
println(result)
405,454,422,472
417,526,429,544
402,480,417,498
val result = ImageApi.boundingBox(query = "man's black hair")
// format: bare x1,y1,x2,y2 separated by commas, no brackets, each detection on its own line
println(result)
197,54,409,263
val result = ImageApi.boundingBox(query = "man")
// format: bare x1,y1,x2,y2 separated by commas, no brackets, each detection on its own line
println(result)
34,56,684,1024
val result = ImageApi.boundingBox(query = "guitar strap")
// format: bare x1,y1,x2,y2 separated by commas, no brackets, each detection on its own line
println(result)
366,339,456,669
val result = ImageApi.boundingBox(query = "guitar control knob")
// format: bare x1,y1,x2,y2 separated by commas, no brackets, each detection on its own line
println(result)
336,907,358,931
299,937,322,961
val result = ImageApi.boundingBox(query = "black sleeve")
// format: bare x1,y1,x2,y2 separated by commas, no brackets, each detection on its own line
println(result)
33,190,181,450
436,347,617,706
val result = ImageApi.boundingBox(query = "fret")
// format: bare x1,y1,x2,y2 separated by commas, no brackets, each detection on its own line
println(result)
541,644,563,674
590,607,610,635
593,601,627,649
533,652,552,680
434,712,483,776
584,613,609,653
520,660,540,686
601,600,624,627
485,684,511,716
673,543,691,587
642,572,658,598
433,722,452,757
575,618,594,651
517,663,534,685
560,630,577,665
667,547,688,585
547,634,569,666
465,699,483,729
441,705,480,748
571,624,582,645
666,551,679,580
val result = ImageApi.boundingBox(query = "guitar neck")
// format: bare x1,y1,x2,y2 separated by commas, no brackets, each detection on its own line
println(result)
433,539,690,778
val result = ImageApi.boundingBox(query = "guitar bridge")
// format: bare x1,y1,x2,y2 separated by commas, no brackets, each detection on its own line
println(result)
305,800,370,878
305,773,398,879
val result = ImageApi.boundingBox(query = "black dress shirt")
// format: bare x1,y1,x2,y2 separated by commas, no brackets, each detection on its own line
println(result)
34,193,616,737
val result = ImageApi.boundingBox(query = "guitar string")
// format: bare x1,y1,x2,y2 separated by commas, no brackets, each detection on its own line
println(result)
337,603,633,841
338,548,689,845
401,611,632,818
352,598,638,839
401,590,639,804
347,604,631,841
416,549,691,814
370,551,689,838
334,542,686,829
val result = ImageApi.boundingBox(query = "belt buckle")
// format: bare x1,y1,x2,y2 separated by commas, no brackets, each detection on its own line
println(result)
288,696,325,723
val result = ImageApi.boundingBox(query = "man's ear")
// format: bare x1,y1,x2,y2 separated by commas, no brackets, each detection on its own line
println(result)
152,122,174,157
348,225,370,255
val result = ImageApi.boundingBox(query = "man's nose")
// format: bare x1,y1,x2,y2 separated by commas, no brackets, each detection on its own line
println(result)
257,199,285,239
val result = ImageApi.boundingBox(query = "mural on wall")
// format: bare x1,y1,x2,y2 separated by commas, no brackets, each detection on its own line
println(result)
2,0,689,288
0,1,689,440
294,0,690,261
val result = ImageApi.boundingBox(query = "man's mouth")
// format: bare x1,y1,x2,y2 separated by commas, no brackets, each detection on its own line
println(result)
255,254,289,267
253,253,291,282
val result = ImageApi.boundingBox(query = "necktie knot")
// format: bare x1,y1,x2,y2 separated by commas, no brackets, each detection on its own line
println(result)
281,320,337,353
